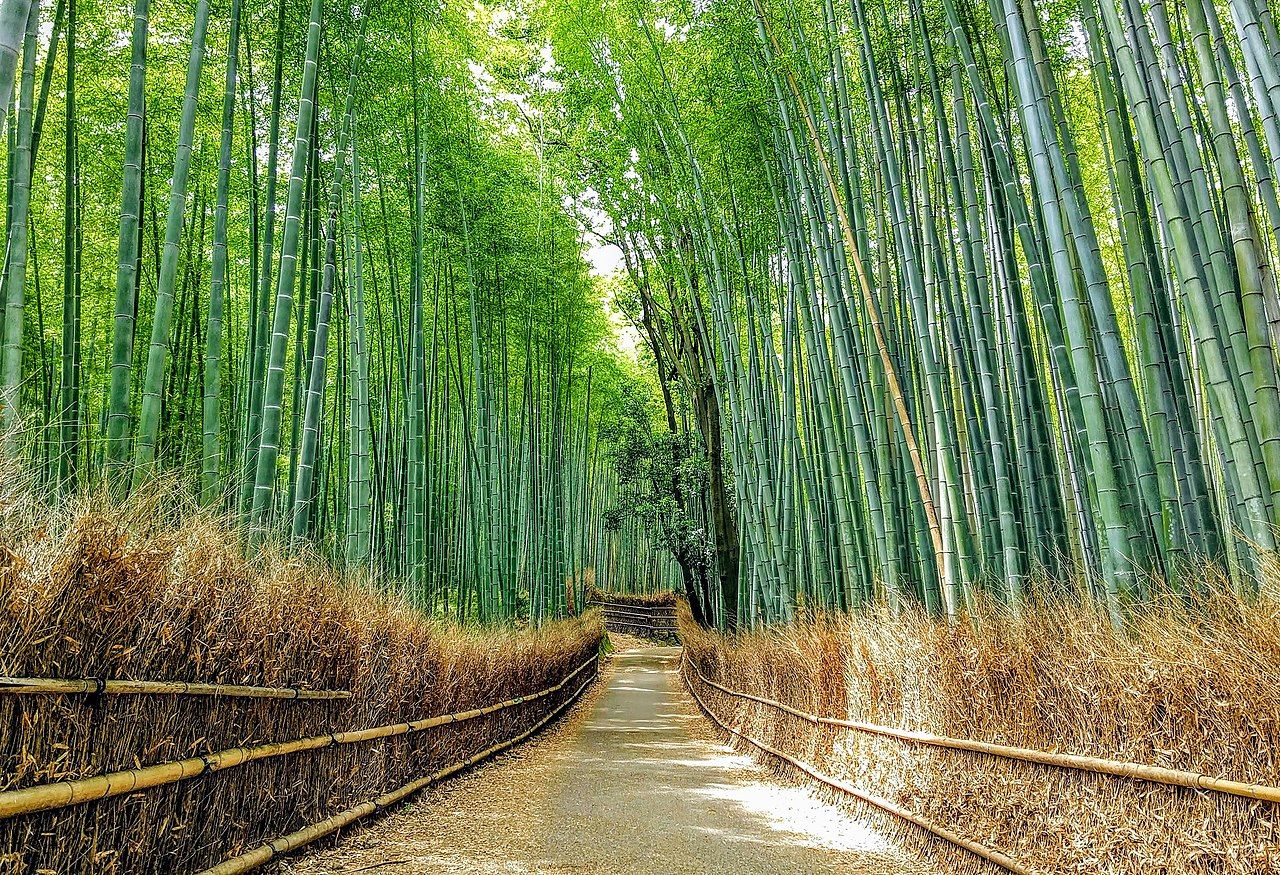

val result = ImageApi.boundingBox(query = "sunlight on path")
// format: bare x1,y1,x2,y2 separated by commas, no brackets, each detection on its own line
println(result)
283,647,931,875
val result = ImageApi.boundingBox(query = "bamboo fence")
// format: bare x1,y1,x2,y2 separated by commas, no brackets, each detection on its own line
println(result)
588,599,678,638
0,654,598,821
681,656,1033,875
0,676,350,699
684,657,1280,806
196,667,598,874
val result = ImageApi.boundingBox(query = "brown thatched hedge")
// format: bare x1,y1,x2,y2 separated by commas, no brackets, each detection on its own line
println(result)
0,486,603,874
585,584,677,608
681,594,1280,874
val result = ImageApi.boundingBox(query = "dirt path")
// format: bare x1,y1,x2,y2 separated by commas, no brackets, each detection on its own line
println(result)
282,646,930,875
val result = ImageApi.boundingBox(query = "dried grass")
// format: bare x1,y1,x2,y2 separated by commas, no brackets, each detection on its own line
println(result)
681,589,1280,874
0,468,603,874
585,585,676,608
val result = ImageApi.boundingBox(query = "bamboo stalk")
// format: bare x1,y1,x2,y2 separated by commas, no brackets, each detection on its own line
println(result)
0,677,350,699
682,656,1032,875
195,667,599,875
0,655,597,821
685,658,1280,805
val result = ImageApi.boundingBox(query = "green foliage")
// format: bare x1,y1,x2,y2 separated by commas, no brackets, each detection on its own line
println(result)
0,0,643,625
602,394,712,576
540,0,1280,628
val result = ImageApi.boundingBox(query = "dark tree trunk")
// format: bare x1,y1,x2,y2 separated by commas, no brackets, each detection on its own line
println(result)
693,377,739,631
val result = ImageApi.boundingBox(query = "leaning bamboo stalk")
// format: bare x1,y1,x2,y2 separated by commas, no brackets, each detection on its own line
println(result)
682,657,1032,875
685,659,1280,805
0,655,597,821
0,677,350,699
196,667,599,875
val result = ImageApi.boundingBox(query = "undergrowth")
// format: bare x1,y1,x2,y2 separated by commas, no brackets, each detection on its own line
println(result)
585,584,677,607
682,588,1280,874
0,467,603,873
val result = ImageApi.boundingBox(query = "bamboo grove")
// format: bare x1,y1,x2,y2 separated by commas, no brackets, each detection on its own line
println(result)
4,0,1280,631
0,0,673,622
541,0,1280,625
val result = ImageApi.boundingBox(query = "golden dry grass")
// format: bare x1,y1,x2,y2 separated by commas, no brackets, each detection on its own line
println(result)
0,471,603,874
681,591,1280,874
585,584,677,608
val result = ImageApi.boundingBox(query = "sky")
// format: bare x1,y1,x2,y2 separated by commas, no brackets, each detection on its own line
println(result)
584,236,625,276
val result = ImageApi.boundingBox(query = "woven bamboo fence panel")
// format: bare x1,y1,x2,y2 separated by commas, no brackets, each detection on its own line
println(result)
196,667,597,875
681,656,1032,874
0,656,596,821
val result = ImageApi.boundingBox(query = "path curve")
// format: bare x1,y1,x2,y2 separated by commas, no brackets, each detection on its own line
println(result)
283,646,931,874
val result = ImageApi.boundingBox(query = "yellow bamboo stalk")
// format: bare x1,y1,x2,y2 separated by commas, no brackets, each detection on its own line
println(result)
0,677,350,700
682,658,1033,875
685,658,1280,806
0,655,598,821
196,668,599,875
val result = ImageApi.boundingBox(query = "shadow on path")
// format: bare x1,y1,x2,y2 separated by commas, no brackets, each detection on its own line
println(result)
284,646,929,875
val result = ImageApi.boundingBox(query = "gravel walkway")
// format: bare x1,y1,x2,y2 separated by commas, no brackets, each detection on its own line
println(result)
282,646,930,874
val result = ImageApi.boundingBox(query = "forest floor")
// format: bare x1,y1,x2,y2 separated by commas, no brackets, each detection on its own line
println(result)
282,646,930,875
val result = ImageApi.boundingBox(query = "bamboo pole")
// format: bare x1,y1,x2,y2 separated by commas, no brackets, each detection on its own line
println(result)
0,655,597,821
590,604,678,622
0,677,350,699
682,656,1033,875
685,658,1280,806
195,667,599,875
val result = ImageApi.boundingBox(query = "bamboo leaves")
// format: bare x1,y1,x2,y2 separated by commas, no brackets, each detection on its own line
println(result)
550,0,1280,625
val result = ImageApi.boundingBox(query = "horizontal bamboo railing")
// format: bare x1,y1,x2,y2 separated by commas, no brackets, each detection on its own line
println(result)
681,657,1032,875
196,667,598,875
589,600,678,637
598,613,677,628
0,654,598,821
684,658,1280,806
588,601,674,613
0,676,350,700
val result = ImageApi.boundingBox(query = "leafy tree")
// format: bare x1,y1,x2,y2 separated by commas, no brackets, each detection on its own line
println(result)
603,394,717,624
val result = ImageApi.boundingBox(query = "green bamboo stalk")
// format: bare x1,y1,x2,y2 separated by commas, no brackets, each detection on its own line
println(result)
132,0,210,481
249,0,323,535
202,0,242,505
